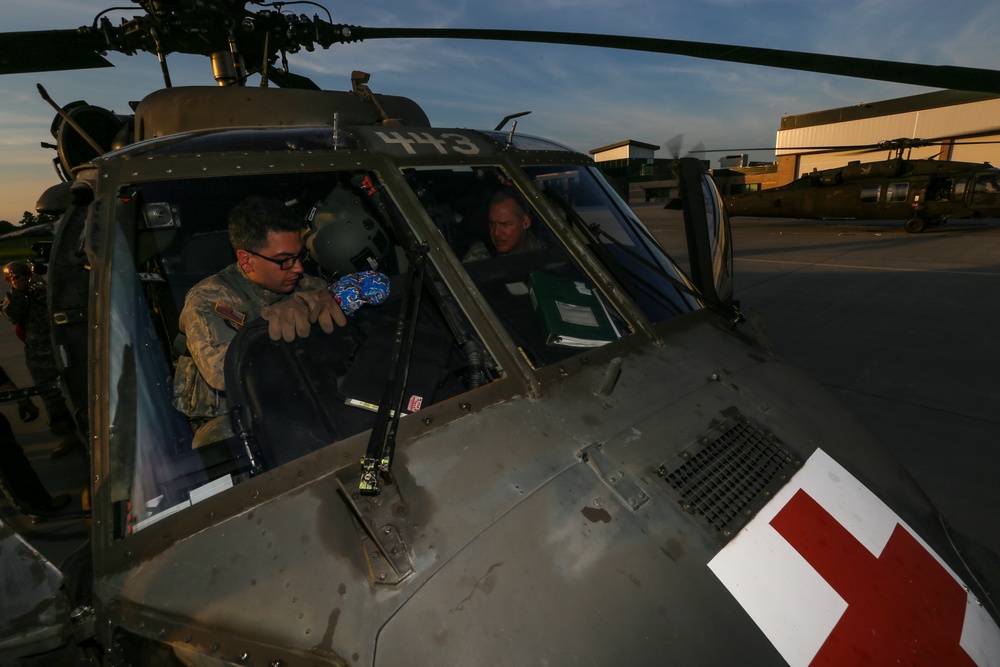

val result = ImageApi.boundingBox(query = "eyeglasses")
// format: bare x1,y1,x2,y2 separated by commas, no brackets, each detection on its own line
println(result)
245,247,309,270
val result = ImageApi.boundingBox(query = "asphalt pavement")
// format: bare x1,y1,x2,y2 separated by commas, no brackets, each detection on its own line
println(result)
636,204,1000,556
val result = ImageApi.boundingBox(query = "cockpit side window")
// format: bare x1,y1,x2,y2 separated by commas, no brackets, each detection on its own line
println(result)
973,173,1000,195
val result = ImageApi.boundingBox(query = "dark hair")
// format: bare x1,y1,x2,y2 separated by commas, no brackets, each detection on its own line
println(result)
228,196,304,252
490,187,530,217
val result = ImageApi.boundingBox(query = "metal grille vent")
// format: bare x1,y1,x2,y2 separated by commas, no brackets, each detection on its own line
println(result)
656,415,799,542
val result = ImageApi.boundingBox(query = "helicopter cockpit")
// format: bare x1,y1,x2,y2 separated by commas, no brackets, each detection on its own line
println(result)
98,131,698,537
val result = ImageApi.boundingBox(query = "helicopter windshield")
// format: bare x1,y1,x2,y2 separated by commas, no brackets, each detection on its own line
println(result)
400,163,696,364
106,170,497,535
104,158,695,537
401,165,632,367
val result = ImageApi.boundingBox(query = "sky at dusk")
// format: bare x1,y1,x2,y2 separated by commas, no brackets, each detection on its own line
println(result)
1,0,998,222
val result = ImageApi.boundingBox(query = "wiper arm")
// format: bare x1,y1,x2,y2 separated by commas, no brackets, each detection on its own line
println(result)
359,242,428,496
353,173,430,496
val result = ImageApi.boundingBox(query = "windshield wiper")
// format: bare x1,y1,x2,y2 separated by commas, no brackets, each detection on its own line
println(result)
351,174,428,496
359,242,428,496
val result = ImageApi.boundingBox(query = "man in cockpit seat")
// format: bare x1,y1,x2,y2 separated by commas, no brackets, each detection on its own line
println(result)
173,196,346,445
462,188,546,262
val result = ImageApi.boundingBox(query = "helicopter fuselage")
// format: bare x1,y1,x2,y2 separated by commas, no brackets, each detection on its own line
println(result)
724,157,1000,232
5,1,1000,661
2,86,992,666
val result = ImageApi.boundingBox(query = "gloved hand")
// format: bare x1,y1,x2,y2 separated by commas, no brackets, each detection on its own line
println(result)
294,288,347,334
17,397,39,422
260,298,312,342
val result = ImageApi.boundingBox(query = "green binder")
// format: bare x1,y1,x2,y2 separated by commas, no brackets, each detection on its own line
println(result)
529,270,617,348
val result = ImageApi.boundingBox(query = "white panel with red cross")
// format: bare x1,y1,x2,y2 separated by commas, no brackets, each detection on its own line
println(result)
708,448,1000,667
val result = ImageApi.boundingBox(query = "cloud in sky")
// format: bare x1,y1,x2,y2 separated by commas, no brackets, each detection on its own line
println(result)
1,0,997,221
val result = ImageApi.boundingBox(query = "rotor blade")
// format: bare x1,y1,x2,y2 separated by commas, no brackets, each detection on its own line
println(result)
326,26,1000,94
696,144,881,153
699,128,1000,155
924,126,1000,144
0,30,113,75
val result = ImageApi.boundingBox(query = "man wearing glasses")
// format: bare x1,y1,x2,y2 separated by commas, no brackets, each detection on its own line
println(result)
174,196,346,444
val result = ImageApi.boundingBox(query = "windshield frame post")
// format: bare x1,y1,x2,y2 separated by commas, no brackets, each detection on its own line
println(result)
359,242,428,496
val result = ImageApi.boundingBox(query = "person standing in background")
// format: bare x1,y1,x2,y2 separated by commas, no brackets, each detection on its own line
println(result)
1,261,82,458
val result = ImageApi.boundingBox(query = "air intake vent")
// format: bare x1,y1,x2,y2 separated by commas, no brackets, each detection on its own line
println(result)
656,414,800,543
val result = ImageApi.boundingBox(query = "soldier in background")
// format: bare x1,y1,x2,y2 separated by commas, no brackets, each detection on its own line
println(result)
1,261,82,458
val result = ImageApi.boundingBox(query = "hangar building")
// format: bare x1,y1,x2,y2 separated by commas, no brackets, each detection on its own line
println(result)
775,90,1000,184
591,91,1000,202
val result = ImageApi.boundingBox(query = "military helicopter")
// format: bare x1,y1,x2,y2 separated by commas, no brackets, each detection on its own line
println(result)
719,136,1000,233
2,2,1000,665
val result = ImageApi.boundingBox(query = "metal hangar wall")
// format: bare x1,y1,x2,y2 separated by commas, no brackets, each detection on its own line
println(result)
777,91,1000,180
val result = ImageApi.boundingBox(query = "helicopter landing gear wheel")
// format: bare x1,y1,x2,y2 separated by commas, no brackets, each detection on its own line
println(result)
905,217,926,233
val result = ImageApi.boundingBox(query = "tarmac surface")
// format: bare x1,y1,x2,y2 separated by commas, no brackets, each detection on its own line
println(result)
2,209,999,572
637,205,1000,556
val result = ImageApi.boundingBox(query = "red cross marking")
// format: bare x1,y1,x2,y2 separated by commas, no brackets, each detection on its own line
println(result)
770,489,974,666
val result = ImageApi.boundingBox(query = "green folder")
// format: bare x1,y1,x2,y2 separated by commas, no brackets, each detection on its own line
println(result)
529,270,617,348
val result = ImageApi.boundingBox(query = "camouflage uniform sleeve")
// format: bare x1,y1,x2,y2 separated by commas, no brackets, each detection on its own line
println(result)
0,287,29,325
179,284,241,391
462,241,492,263
526,231,546,252
296,274,328,292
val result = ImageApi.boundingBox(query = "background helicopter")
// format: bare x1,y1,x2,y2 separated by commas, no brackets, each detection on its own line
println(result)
716,135,1000,233
2,2,1000,667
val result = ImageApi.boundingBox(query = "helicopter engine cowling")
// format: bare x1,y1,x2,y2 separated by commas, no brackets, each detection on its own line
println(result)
841,158,911,180
132,87,431,140
50,101,128,178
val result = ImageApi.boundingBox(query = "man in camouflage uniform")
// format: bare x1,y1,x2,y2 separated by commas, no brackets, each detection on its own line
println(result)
1,261,81,458
462,188,546,262
174,196,345,444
